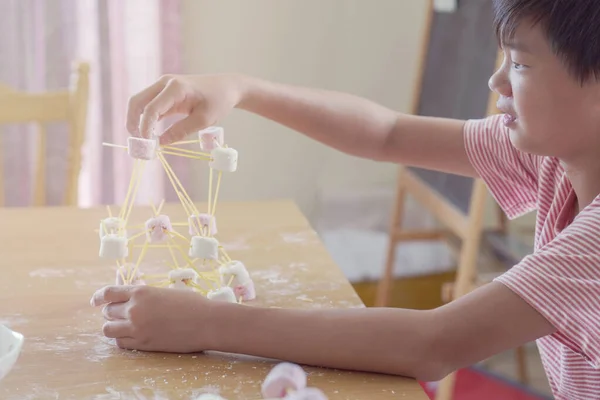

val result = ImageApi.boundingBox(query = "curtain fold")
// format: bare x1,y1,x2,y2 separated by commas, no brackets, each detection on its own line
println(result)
0,0,186,208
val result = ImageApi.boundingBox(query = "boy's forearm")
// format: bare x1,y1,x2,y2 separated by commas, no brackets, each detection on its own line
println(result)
207,303,445,381
236,75,398,160
235,74,476,177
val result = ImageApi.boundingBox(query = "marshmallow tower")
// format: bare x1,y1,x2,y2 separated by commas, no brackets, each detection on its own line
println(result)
99,126,255,304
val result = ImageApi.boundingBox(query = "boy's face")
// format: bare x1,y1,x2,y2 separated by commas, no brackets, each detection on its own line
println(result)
489,19,600,160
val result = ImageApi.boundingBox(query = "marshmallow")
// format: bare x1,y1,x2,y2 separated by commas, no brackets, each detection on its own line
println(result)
128,136,157,160
261,363,307,398
207,286,237,303
195,395,227,400
209,147,237,172
99,217,126,238
284,388,328,400
219,261,251,287
234,279,256,302
188,214,218,236
99,234,128,259
115,265,145,285
189,236,219,259
145,214,172,243
198,126,224,151
168,268,197,290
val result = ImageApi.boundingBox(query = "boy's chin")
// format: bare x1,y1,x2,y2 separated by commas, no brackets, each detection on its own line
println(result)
509,130,544,155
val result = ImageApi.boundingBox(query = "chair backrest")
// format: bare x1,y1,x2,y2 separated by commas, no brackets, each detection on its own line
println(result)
0,61,89,206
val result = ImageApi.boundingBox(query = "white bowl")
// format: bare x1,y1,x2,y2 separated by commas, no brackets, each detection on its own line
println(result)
0,324,24,381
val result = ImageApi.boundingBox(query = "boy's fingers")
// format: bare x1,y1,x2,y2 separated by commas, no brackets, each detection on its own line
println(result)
159,115,205,146
90,285,134,307
139,80,185,139
102,302,128,320
102,320,134,339
126,76,171,136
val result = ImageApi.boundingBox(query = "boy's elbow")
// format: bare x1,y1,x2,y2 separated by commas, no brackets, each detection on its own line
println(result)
408,312,459,382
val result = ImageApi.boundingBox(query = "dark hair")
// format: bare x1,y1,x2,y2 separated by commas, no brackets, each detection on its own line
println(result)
492,0,600,83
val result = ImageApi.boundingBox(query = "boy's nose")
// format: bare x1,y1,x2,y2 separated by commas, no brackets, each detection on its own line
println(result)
488,64,512,98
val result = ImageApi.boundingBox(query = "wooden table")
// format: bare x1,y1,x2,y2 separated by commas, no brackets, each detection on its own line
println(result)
0,200,428,399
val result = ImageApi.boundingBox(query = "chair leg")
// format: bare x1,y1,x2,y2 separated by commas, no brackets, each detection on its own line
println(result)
515,345,529,385
375,177,406,307
435,372,457,400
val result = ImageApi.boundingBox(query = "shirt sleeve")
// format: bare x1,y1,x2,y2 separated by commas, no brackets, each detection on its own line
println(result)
463,114,542,219
494,209,600,367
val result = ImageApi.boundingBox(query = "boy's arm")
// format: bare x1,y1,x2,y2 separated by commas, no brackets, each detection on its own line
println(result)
208,281,555,381
128,74,477,178
238,75,477,177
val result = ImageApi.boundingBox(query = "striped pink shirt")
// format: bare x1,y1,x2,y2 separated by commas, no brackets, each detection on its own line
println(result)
464,114,600,399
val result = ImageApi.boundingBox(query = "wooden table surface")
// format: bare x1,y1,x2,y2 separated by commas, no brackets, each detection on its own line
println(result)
0,200,428,399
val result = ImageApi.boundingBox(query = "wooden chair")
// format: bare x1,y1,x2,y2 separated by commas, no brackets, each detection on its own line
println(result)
0,61,90,206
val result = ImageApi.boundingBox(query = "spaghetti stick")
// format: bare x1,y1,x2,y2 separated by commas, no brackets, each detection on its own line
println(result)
171,222,189,226
158,154,193,217
119,159,142,220
169,230,189,242
128,229,151,242
208,167,213,215
115,261,127,285
212,171,222,216
150,201,158,216
102,142,128,149
219,246,232,262
160,150,211,161
166,242,180,269
170,139,202,146
128,241,149,283
124,161,146,224
133,244,169,248
159,153,200,215
162,145,211,157
106,205,112,218
227,275,235,287
156,199,165,215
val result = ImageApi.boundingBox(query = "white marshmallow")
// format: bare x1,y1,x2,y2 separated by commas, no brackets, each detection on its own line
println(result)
188,213,218,236
189,236,219,259
209,147,237,172
207,286,237,303
128,136,157,160
145,215,172,243
198,126,224,151
219,261,251,287
168,268,198,290
99,217,126,238
195,395,227,400
99,235,128,259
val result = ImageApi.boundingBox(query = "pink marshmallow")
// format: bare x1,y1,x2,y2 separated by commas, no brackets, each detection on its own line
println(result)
261,363,307,398
115,266,145,286
234,279,256,301
284,388,328,400
127,136,157,160
198,127,224,151
189,214,218,236
145,215,172,243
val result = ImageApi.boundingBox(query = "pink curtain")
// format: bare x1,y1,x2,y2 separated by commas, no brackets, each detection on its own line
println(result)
0,0,188,207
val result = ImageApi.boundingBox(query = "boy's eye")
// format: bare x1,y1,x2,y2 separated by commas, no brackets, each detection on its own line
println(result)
512,62,525,70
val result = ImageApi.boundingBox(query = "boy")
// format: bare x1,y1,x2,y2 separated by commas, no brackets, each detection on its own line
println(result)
90,1,600,398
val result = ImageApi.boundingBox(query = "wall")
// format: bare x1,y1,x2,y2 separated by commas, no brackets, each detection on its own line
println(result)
181,0,430,223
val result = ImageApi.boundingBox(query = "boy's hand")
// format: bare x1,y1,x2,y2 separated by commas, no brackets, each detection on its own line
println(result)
90,285,214,353
126,73,246,145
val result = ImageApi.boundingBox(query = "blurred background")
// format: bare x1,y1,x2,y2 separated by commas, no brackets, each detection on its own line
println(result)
1,0,547,399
